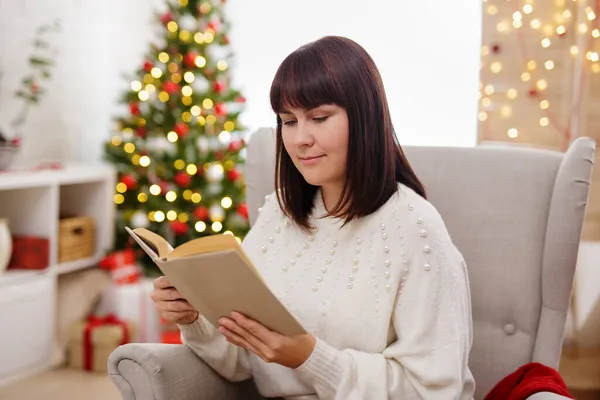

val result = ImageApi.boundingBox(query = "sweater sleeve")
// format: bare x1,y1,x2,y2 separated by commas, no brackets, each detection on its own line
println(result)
178,192,279,383
294,201,474,400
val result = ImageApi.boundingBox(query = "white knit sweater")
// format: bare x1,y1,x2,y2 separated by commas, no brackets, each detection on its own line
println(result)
180,183,476,400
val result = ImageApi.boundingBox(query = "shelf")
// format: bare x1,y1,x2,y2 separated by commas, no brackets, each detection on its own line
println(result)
54,254,103,275
0,269,51,288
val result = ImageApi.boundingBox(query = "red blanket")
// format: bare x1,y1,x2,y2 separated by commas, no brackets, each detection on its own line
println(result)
484,362,573,400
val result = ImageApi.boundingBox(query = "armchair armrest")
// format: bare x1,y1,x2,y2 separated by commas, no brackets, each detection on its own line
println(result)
108,343,264,400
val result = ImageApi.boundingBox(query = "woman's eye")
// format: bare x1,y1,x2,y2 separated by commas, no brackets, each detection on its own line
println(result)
313,116,328,123
283,120,297,126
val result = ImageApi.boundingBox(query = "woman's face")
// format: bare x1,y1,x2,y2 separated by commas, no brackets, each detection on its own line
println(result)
279,104,349,189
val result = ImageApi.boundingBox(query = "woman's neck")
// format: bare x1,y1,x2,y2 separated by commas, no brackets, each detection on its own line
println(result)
320,182,344,214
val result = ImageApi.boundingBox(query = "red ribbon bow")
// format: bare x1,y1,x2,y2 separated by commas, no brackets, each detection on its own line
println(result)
83,313,130,371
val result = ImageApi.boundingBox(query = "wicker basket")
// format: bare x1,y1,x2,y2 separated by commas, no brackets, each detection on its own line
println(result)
58,216,95,263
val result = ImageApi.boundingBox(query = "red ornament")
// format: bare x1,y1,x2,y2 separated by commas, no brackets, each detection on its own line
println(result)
163,81,180,94
143,61,154,73
136,127,147,138
160,13,173,25
174,122,190,137
11,137,21,147
215,103,227,116
31,82,39,93
528,89,539,98
130,103,140,115
121,174,137,190
174,171,191,187
159,181,170,193
208,20,221,32
214,151,224,160
237,203,248,219
227,169,241,181
194,206,209,221
228,140,243,152
491,44,501,54
184,52,198,68
170,221,189,236
213,81,225,93
235,96,246,103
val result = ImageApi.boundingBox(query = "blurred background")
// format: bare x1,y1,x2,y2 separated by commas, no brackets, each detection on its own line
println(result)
0,0,599,399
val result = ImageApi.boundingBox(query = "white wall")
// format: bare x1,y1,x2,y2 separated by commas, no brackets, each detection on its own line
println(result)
0,0,481,166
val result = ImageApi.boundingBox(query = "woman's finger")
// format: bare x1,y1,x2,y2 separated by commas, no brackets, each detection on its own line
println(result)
220,326,267,361
158,299,195,313
219,318,272,358
153,276,173,289
152,287,184,302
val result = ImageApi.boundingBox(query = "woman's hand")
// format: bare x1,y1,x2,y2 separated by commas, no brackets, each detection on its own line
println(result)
151,276,199,325
219,311,316,369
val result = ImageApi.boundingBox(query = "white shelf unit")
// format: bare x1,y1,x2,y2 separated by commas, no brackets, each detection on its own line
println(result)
0,163,116,387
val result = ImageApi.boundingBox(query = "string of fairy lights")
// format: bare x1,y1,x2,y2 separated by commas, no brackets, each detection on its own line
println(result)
479,0,599,146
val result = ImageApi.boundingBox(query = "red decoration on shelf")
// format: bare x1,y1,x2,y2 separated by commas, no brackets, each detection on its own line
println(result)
235,96,246,103
136,127,147,138
174,122,189,137
170,221,189,236
130,103,140,115
194,206,209,221
163,81,180,94
11,137,21,147
121,174,138,190
143,61,154,73
527,89,539,98
227,168,241,181
160,13,173,25
213,81,225,93
8,236,50,270
183,51,198,68
215,103,227,116
237,203,248,219
175,171,191,187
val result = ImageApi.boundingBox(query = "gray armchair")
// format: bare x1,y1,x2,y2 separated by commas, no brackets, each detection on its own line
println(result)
108,128,596,400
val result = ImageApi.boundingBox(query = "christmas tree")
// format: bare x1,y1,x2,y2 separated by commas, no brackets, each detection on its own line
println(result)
104,0,250,273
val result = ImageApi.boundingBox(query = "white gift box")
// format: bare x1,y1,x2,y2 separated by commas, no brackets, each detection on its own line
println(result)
95,277,160,343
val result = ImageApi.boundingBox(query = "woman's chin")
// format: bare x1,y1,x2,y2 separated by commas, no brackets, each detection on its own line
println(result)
300,172,325,187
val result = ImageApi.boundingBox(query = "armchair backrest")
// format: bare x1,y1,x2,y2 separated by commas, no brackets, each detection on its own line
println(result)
243,127,596,399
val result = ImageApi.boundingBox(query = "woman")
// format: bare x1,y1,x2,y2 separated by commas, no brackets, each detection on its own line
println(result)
151,36,475,399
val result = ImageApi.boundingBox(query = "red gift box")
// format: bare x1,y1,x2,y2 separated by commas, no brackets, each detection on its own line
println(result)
9,236,50,270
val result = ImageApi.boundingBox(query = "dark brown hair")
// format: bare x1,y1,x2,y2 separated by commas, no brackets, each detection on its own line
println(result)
269,36,426,231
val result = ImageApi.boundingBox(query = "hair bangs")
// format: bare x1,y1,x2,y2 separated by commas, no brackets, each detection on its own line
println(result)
270,50,341,115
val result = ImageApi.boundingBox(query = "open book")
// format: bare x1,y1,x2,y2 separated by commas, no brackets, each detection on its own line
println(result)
125,227,306,336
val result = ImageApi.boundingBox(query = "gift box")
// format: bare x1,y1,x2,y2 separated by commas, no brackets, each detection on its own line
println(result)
95,278,161,343
67,314,134,372
8,236,50,270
